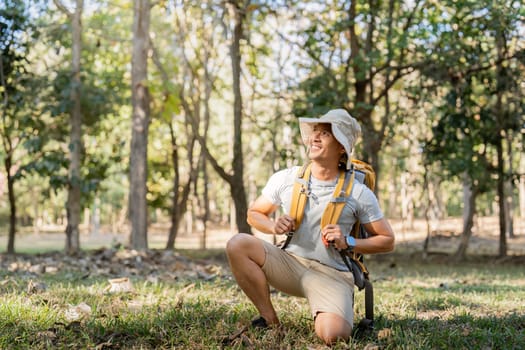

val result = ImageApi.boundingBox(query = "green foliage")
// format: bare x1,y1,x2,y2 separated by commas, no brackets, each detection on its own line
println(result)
1,0,524,233
0,1,40,119
16,150,68,188
292,73,349,119
0,0,57,199
27,2,130,209
425,105,494,190
422,0,524,196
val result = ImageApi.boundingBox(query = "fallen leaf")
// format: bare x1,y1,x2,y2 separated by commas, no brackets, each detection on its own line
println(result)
36,330,57,343
105,277,134,293
64,302,92,322
1,278,18,287
377,327,393,340
27,280,47,294
126,299,145,312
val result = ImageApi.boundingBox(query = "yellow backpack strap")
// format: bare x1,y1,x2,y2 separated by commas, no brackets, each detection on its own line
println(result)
281,163,311,250
321,169,355,229
289,163,311,230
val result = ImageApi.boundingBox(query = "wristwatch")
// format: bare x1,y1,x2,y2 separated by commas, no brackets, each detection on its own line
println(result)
345,235,356,252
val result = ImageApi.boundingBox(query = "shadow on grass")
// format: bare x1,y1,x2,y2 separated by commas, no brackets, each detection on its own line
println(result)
0,291,315,349
2,291,524,350
371,313,525,350
71,300,314,350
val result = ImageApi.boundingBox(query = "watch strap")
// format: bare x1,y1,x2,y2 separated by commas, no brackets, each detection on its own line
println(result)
345,235,356,251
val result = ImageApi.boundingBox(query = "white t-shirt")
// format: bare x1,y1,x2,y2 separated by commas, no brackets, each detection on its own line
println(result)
261,166,384,271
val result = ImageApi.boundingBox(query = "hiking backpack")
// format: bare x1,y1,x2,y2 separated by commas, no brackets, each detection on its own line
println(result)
280,159,376,331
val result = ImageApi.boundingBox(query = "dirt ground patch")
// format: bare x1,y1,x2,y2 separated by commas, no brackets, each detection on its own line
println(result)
0,216,523,281
2,216,524,257
391,216,525,257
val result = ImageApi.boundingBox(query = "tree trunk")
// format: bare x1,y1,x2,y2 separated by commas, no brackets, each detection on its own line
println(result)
495,29,507,257
504,111,515,239
5,155,16,254
496,134,507,257
454,176,477,260
165,125,195,250
422,167,431,258
129,0,151,250
64,0,84,255
201,155,210,249
165,124,180,250
200,42,213,249
400,172,415,231
227,0,250,233
150,38,197,250
178,1,251,234
518,150,525,219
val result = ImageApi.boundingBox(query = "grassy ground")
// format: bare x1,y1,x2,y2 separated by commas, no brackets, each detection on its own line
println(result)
0,248,523,349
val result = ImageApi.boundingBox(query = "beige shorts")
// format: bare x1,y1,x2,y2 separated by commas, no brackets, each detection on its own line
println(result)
261,240,355,327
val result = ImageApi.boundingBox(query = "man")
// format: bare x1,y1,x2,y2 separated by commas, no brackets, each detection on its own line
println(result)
226,109,395,345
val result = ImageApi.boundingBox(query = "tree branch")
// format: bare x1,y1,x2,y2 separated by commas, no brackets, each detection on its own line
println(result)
53,0,73,18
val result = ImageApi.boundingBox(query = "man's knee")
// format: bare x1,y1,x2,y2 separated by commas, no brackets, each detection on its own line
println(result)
315,312,352,345
226,233,251,255
319,331,351,346
226,233,266,267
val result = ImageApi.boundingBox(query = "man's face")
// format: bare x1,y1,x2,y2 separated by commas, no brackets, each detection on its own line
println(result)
307,123,344,164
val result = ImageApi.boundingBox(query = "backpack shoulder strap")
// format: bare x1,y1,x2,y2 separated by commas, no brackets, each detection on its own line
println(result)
281,163,311,249
320,168,355,229
289,163,311,230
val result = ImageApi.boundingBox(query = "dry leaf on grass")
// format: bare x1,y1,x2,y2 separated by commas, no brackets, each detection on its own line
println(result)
0,278,19,287
461,325,472,336
64,302,92,322
377,327,393,341
27,280,47,294
105,277,134,293
1,248,229,284
35,330,57,343
126,299,145,313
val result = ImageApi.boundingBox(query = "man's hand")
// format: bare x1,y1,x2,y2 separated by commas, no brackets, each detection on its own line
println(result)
273,215,295,235
321,224,346,249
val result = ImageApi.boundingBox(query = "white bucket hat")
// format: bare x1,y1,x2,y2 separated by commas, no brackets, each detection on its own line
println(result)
298,109,361,170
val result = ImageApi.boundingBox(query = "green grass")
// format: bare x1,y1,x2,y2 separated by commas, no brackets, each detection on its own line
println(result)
0,252,524,349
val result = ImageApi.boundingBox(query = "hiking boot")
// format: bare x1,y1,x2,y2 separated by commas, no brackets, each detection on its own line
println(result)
221,316,269,345
250,316,269,329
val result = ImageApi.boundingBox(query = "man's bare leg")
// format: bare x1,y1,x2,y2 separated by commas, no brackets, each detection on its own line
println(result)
226,233,279,325
315,312,352,345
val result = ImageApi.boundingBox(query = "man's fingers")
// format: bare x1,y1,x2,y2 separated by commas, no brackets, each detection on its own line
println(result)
281,216,294,230
276,216,294,234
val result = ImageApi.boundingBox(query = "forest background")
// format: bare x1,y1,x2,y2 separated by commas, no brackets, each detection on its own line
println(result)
1,0,524,261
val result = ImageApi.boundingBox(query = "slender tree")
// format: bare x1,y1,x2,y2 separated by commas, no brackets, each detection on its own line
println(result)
218,0,250,233
146,3,201,249
0,0,45,253
183,0,252,234
150,34,198,249
494,24,507,256
53,0,84,254
129,0,151,250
